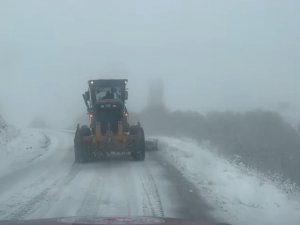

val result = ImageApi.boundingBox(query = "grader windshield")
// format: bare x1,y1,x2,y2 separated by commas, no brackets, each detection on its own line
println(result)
88,79,128,106
94,86,123,101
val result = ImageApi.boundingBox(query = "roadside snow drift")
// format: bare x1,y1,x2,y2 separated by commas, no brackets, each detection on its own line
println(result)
0,116,52,176
159,137,300,225
0,115,18,144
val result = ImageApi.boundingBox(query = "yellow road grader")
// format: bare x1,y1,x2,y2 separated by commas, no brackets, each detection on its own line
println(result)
74,79,157,162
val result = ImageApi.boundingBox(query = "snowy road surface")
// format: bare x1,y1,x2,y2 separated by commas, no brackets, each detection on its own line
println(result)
0,130,215,222
1,129,300,225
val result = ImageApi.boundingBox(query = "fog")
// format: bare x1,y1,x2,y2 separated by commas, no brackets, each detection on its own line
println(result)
1,0,300,128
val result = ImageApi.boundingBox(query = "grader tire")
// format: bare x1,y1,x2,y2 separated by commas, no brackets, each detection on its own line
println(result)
74,125,91,163
130,126,145,161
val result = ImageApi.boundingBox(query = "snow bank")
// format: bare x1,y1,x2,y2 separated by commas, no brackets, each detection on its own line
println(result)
0,114,5,128
159,137,300,225
0,115,51,176
0,114,19,144
0,128,52,176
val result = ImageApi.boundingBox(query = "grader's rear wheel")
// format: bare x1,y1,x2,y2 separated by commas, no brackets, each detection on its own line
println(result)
130,126,145,161
74,125,91,163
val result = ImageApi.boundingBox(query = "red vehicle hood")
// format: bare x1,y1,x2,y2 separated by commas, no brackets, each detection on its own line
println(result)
0,216,229,225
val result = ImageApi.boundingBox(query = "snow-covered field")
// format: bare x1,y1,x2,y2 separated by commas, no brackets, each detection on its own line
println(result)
159,137,300,225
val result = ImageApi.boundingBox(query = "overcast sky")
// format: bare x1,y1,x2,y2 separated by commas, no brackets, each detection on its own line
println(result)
0,0,299,127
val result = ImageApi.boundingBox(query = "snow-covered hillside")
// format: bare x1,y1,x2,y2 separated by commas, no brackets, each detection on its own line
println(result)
159,137,300,225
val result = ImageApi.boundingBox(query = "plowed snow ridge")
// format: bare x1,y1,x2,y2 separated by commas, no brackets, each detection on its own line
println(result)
159,137,300,225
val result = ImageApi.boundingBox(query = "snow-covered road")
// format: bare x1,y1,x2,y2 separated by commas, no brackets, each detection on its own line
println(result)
1,129,300,225
0,130,215,222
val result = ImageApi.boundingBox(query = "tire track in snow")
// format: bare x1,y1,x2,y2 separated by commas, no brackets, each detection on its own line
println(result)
0,146,77,220
95,162,132,217
22,162,87,219
62,163,82,186
75,171,104,217
148,151,216,221
3,178,60,220
140,170,164,217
